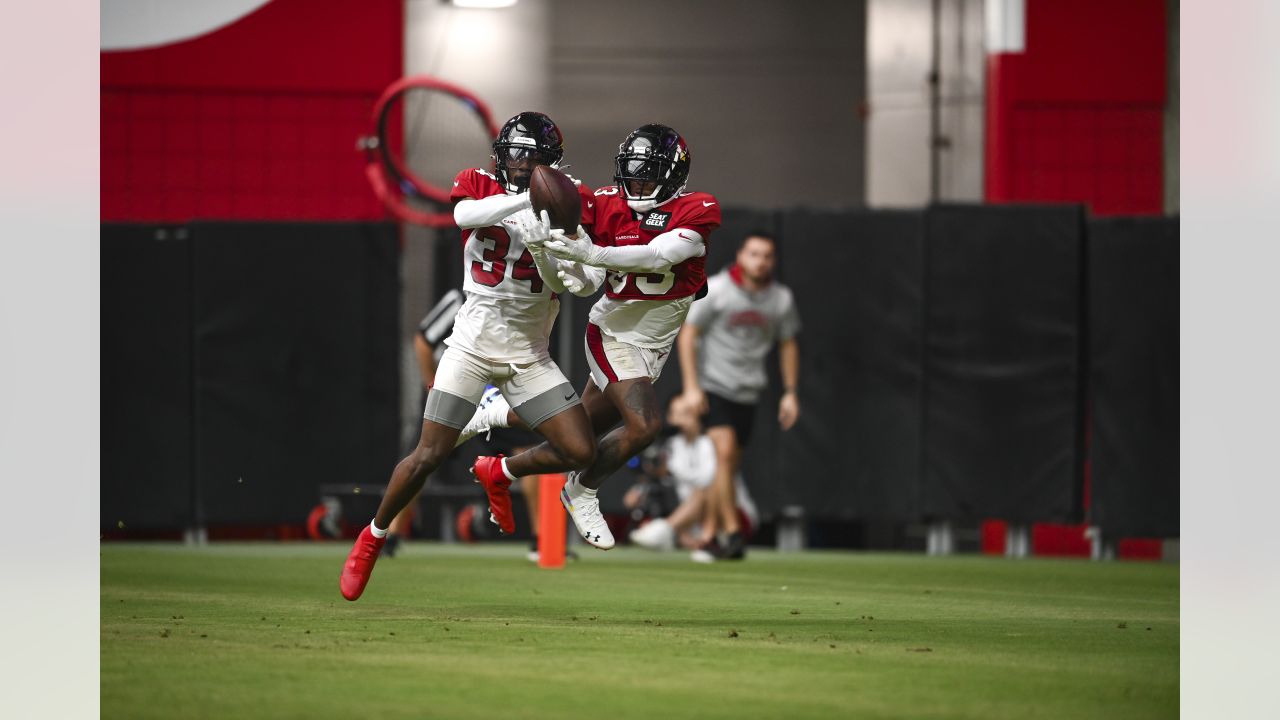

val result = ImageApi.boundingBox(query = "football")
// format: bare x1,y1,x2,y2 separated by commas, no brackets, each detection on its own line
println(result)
529,165,581,231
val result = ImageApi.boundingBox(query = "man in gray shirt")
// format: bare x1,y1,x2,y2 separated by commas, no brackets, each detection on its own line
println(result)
678,231,801,561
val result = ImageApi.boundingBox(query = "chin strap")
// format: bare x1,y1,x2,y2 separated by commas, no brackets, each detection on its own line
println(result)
625,183,686,213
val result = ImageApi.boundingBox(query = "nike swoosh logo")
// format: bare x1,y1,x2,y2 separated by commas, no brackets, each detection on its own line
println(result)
587,202,594,208
678,232,693,240
563,393,574,401
453,181,459,186
703,201,715,207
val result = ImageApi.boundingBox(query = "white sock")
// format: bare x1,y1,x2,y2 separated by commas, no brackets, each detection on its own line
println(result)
500,457,518,481
575,477,598,498
369,520,388,539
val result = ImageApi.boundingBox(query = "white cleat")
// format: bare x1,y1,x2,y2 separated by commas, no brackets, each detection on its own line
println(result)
630,518,675,551
454,387,511,447
560,473,615,550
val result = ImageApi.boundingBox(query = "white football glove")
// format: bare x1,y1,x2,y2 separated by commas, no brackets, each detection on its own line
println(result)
543,225,597,264
555,263,605,297
517,209,552,248
556,268,586,295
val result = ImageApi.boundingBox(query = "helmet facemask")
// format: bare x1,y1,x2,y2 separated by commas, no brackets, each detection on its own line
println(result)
492,112,565,193
494,142,560,192
613,126,690,212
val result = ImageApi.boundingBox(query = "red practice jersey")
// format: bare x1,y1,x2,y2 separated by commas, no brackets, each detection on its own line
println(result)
584,187,722,301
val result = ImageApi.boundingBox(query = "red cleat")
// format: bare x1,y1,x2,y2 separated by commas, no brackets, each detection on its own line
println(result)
339,525,386,601
472,455,515,535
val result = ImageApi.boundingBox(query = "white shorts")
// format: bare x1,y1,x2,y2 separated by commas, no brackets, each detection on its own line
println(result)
424,347,579,429
584,322,673,389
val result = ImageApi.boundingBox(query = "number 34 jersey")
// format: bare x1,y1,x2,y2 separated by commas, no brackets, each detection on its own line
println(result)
447,167,594,363
583,187,722,348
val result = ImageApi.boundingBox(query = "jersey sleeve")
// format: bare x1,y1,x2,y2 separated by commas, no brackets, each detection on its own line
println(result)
674,194,722,238
450,168,488,203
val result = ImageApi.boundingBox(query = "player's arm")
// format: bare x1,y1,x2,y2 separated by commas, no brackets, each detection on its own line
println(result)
542,227,705,272
453,192,531,229
777,337,800,430
677,324,708,415
776,288,802,430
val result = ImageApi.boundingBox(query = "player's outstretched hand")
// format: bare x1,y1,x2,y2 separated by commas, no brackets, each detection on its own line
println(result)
543,226,594,263
556,263,601,297
556,268,586,295
519,209,552,248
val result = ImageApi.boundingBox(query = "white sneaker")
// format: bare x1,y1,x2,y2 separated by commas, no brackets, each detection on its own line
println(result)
630,518,675,551
690,548,717,564
454,387,511,447
560,473,615,550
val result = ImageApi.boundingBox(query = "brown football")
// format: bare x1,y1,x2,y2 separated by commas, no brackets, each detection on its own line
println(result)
529,165,581,231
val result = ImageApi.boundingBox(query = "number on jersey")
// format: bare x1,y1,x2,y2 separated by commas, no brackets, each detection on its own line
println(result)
470,228,543,294
607,269,675,296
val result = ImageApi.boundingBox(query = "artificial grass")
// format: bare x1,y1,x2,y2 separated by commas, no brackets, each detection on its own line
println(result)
101,543,1177,719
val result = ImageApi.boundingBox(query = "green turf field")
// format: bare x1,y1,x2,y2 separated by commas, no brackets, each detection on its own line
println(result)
101,543,1177,719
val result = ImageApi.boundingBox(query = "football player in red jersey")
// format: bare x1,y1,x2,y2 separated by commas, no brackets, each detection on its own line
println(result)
466,124,720,550
339,112,602,601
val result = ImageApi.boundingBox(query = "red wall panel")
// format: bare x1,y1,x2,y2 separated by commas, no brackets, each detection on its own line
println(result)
101,0,402,222
985,0,1167,216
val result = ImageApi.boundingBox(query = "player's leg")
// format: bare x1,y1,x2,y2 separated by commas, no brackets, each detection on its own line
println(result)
473,358,596,534
702,393,756,560
559,329,672,549
580,378,623,436
340,350,488,601
553,376,661,549
501,405,595,478
632,486,704,551
706,426,742,531
456,374,621,441
667,487,707,532
383,499,414,558
579,377,664,488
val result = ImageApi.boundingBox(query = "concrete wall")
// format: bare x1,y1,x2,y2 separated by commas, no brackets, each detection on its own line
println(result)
865,0,985,207
546,0,867,211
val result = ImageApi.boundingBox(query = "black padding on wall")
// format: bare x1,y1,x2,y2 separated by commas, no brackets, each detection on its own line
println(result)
1088,217,1178,538
189,222,400,526
756,210,925,519
920,205,1083,523
101,225,194,530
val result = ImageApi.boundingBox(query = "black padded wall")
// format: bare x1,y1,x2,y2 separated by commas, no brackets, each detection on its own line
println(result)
101,222,400,531
761,210,925,519
189,222,400,526
919,205,1085,524
1088,217,1178,538
101,225,195,530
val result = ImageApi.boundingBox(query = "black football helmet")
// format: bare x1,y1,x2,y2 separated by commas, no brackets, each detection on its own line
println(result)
614,124,691,211
492,111,565,192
